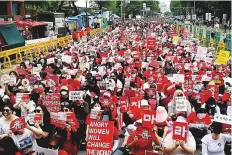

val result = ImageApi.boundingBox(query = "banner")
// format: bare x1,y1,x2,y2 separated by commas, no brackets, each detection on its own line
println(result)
216,50,230,65
214,113,232,125
86,121,114,155
142,110,156,128
41,94,61,112
34,145,58,155
173,122,188,142
69,91,84,100
147,37,156,49
175,96,187,112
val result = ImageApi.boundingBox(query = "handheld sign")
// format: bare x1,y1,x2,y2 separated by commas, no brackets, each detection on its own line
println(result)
34,145,58,155
41,94,61,112
175,97,187,112
214,113,232,125
69,91,84,100
47,57,55,65
173,122,188,142
10,117,26,133
173,74,185,83
142,110,156,128
86,121,114,155
216,50,230,65
147,37,156,49
196,46,207,61
16,93,30,104
62,55,72,64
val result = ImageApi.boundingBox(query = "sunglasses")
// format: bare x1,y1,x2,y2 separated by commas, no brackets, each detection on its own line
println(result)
3,109,10,112
177,94,183,97
34,110,42,113
62,109,69,112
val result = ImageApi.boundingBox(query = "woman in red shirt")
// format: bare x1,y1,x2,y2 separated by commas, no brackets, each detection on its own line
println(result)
187,108,211,144
127,120,161,155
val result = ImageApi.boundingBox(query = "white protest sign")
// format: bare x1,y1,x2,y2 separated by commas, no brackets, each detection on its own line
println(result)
8,77,17,85
173,74,185,83
15,93,30,104
47,57,55,64
196,46,207,61
69,91,84,100
214,113,232,125
90,109,104,119
33,67,41,76
34,145,58,155
175,97,187,112
62,55,72,64
1,74,10,84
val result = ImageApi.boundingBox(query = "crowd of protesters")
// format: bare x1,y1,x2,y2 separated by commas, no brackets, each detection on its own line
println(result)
0,19,231,155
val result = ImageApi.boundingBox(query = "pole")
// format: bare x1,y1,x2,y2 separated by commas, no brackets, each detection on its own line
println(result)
86,0,88,27
194,0,195,14
121,0,123,19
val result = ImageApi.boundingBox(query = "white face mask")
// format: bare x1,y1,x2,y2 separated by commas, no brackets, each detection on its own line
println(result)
197,113,206,119
94,106,101,111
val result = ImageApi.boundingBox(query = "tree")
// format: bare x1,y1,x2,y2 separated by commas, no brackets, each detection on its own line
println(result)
170,0,181,15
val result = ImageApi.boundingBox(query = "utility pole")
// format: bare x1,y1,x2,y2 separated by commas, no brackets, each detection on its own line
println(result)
121,0,123,20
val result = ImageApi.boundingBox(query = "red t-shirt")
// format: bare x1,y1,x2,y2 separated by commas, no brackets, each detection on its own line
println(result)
127,127,156,155
187,112,211,125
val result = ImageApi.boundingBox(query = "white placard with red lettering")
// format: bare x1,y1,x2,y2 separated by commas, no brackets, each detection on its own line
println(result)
173,122,188,142
62,55,72,64
69,91,84,100
86,121,114,155
16,93,30,104
196,46,207,61
47,57,55,64
175,97,187,112
214,113,232,125
34,145,58,155
90,109,104,120
173,74,185,83
142,110,156,128
33,67,41,76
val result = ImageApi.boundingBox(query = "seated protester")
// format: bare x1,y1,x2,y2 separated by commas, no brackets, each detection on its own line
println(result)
168,90,192,117
57,105,79,155
13,95,36,120
201,97,220,118
10,120,43,155
121,121,138,147
187,108,211,144
164,61,176,75
33,105,56,148
126,119,161,155
0,105,18,139
163,116,196,155
126,99,151,124
201,122,231,155
110,72,123,96
155,106,170,138
85,76,100,97
47,134,68,155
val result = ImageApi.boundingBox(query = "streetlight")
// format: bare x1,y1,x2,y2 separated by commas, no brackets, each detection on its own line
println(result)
143,3,146,18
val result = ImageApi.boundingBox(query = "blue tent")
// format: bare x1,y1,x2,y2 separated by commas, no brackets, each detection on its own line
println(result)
78,12,91,16
66,16,83,29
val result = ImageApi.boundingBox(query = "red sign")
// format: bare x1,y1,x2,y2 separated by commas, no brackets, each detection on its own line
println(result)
41,93,61,112
144,88,157,99
142,110,156,128
173,122,188,142
26,75,37,85
130,97,142,114
206,85,219,100
86,121,114,155
34,113,43,124
10,117,26,133
67,112,79,129
48,76,59,86
99,97,112,108
119,96,128,113
147,37,156,49
145,151,162,155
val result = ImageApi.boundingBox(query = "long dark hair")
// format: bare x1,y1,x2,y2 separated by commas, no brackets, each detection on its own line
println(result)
37,105,51,127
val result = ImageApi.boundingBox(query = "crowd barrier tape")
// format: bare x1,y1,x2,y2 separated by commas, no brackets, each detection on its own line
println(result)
0,28,102,69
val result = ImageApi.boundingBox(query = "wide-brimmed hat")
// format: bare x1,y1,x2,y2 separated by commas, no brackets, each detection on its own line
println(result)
156,106,168,123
